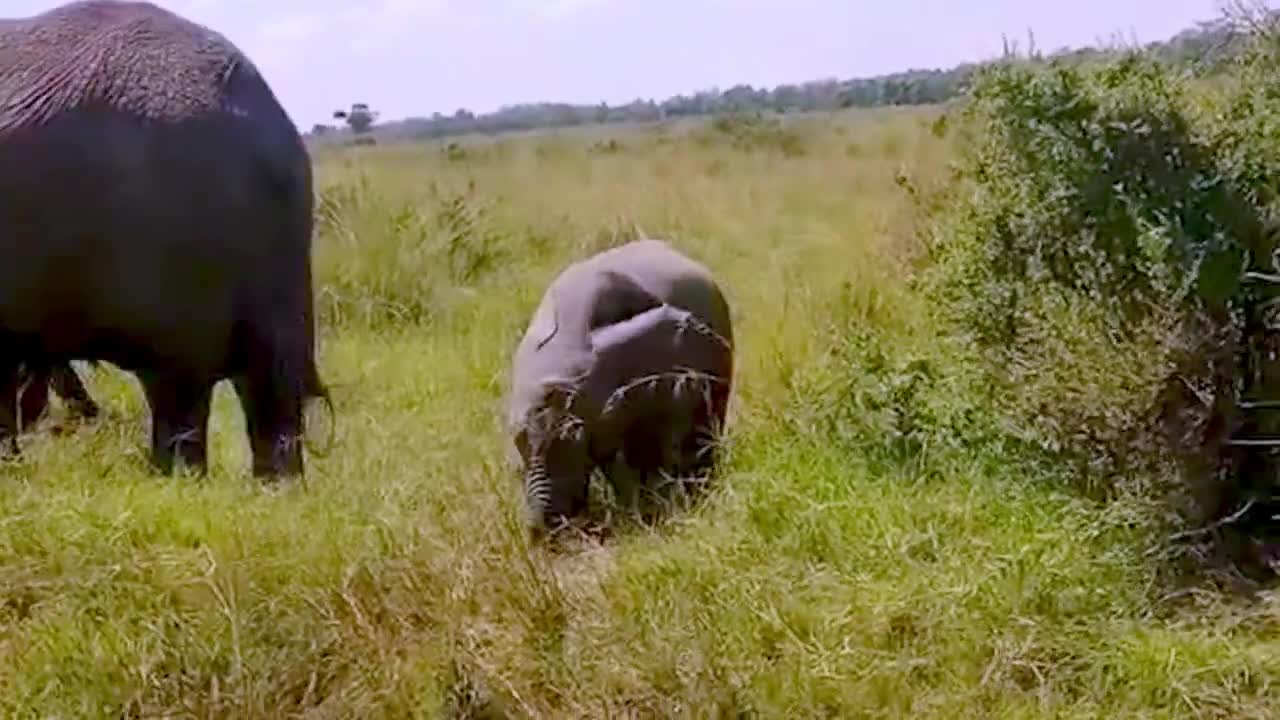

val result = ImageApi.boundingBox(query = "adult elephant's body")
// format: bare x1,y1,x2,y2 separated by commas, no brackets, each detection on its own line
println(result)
508,239,735,532
0,0,326,476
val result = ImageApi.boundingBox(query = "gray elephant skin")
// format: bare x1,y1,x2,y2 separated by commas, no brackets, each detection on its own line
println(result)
0,0,327,476
507,239,735,532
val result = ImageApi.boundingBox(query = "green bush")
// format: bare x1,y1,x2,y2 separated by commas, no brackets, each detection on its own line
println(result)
923,40,1280,578
932,55,1257,336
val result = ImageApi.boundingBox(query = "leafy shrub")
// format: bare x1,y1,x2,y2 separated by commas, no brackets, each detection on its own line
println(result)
923,41,1280,578
931,55,1256,336
801,326,992,475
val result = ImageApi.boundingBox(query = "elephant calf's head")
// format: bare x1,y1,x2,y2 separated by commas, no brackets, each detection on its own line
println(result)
513,384,595,531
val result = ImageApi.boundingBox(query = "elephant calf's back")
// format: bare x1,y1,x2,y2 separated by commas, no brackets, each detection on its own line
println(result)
593,241,734,348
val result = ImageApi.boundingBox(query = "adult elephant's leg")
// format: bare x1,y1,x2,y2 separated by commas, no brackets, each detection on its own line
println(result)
235,362,304,479
233,372,299,478
0,361,21,455
232,374,259,470
139,368,213,475
50,363,99,419
17,365,50,430
230,304,309,479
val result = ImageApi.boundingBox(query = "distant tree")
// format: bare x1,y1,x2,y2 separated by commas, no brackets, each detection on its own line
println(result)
723,84,760,111
341,12,1263,144
333,102,379,135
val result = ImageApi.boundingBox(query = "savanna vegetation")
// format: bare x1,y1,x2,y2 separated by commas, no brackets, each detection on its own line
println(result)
7,6,1280,719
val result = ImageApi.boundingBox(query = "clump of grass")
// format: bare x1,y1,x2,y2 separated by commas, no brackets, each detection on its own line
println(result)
696,111,809,157
314,177,512,330
588,138,624,154
441,141,469,162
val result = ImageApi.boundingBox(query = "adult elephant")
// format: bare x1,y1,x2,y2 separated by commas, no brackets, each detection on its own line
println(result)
507,239,735,534
0,0,328,476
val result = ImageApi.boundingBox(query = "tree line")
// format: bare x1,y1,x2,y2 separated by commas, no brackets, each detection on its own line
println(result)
314,13,1254,143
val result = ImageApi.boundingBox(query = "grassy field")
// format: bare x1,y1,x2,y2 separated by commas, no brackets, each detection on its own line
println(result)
1,105,1278,718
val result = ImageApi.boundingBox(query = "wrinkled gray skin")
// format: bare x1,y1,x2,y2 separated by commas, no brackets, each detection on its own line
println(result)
0,1,327,476
508,239,735,532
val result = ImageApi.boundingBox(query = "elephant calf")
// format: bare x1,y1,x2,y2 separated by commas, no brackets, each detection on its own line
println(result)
507,239,735,533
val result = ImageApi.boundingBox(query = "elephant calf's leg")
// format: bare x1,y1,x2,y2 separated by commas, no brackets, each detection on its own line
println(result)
683,383,731,479
605,453,646,516
140,370,213,475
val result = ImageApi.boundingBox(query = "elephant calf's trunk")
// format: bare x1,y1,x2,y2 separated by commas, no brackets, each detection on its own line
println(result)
524,457,553,528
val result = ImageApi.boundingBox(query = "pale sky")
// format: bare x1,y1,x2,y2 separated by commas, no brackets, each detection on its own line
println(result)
9,0,1238,128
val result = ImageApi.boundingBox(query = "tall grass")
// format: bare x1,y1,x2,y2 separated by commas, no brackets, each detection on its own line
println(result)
1,105,1278,717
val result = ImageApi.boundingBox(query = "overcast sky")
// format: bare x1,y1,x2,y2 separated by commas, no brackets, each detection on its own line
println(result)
9,0,1237,127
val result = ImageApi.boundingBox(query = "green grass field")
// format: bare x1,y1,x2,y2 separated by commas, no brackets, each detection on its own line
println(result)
2,106,1278,718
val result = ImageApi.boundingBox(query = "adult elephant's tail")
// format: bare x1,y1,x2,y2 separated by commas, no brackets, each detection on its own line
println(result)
288,139,336,459
302,354,336,456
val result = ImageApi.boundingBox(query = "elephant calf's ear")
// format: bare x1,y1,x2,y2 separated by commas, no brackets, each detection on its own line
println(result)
589,270,663,330
528,293,560,350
